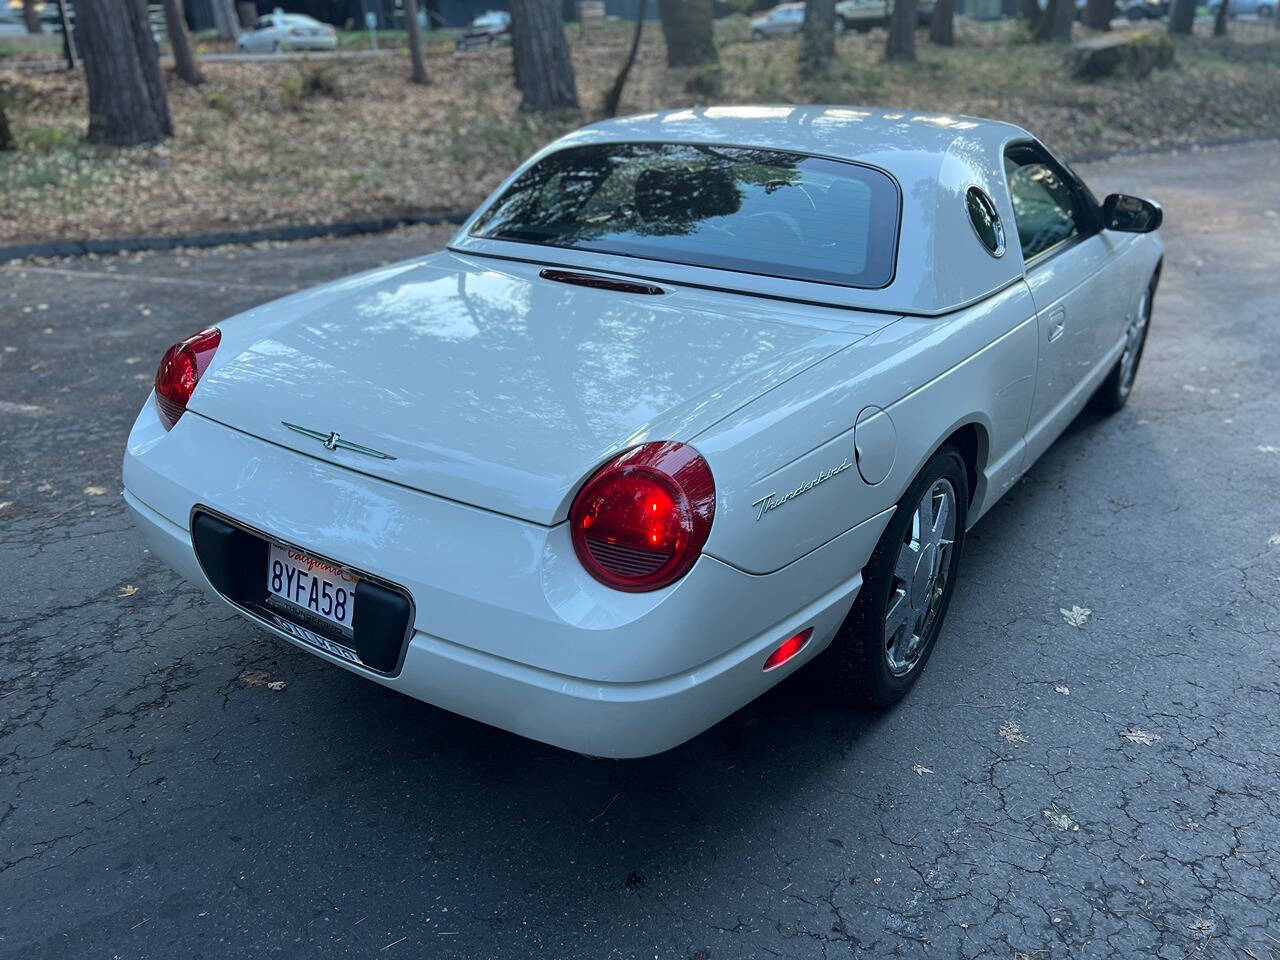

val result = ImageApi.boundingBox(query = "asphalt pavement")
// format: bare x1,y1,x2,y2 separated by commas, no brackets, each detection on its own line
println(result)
1,140,1278,959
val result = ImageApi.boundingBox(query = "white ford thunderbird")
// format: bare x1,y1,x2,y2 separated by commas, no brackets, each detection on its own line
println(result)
123,107,1163,757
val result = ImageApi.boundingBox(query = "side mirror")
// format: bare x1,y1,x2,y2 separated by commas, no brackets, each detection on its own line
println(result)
1102,193,1163,233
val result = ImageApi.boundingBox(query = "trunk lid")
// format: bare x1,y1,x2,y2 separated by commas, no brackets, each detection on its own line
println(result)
191,252,877,525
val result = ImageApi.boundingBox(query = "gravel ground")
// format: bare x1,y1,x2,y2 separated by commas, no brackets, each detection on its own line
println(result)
0,140,1278,960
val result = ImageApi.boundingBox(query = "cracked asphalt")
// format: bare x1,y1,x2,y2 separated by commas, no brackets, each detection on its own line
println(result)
2,140,1279,960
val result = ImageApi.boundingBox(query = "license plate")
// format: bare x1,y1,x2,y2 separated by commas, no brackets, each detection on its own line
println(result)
267,544,357,633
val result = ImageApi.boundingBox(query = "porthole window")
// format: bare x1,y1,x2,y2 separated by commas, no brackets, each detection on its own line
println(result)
965,186,1005,258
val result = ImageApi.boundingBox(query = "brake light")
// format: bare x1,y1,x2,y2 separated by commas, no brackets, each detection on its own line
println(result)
154,328,221,430
570,441,715,592
763,628,813,671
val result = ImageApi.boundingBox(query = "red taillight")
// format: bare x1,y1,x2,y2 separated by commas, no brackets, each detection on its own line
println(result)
763,628,813,671
154,328,221,430
570,441,715,592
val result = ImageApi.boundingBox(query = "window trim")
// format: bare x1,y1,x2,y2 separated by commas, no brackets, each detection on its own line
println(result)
467,139,905,292
1002,139,1101,271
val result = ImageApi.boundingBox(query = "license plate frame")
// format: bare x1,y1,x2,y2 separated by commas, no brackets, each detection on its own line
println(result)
190,508,415,676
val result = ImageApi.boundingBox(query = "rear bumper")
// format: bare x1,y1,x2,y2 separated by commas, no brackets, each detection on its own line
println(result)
123,402,890,757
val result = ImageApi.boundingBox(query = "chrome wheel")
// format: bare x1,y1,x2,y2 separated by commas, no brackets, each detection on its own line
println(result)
884,479,957,676
1118,290,1151,398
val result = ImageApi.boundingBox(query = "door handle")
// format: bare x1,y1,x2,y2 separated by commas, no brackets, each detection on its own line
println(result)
1047,308,1066,343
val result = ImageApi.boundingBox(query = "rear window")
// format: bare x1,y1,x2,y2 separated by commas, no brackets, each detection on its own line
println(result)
469,142,901,288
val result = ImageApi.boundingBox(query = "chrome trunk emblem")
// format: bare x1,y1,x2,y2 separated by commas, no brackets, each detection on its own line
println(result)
281,422,396,461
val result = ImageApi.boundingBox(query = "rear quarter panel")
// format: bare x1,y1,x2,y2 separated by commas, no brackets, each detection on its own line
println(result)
695,280,1039,574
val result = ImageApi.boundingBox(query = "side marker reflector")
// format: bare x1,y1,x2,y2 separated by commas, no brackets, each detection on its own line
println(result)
763,628,813,671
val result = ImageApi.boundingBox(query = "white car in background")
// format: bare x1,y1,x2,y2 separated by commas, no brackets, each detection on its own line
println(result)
750,2,806,38
123,107,1162,758
836,0,937,29
235,12,336,53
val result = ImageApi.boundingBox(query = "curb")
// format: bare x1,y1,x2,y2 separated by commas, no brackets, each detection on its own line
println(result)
0,210,472,263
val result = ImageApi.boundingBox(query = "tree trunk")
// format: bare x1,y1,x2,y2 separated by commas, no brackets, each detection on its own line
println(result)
77,0,173,146
603,0,645,116
1034,0,1073,40
1168,0,1195,33
1018,0,1041,28
1083,0,1114,29
404,0,429,84
656,0,718,67
163,0,204,86
885,0,916,60
0,102,14,152
210,0,239,39
929,0,955,45
54,0,76,68
1212,0,1228,34
799,0,836,76
22,0,41,32
236,1,258,27
509,0,579,111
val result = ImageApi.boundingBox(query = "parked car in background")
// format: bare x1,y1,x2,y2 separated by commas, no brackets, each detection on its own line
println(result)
455,10,511,49
1120,0,1170,18
836,0,936,30
123,106,1163,758
750,2,805,39
235,12,336,53
1209,0,1274,16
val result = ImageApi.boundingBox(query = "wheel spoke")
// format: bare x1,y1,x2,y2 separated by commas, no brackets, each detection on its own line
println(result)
894,542,918,582
884,589,910,642
930,488,951,544
914,499,931,544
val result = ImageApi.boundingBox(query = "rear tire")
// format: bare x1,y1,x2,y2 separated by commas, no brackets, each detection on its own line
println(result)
825,446,969,706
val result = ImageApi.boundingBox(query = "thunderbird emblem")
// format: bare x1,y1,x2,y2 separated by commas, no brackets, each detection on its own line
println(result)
281,422,396,461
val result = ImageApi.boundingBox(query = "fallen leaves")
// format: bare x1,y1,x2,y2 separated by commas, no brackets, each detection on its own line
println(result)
118,584,138,597
1121,727,1160,746
1258,444,1279,454
6,31,1280,247
1042,805,1080,832
1060,605,1091,627
999,721,1028,744
239,670,287,690
912,764,934,776
1054,684,1070,696
83,485,108,496
1268,534,1280,547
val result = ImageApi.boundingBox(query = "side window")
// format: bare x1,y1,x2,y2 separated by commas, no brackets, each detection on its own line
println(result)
1003,150,1086,263
255,17,272,29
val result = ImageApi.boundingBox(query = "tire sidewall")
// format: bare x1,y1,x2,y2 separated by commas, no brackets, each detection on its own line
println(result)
840,446,970,704
1095,270,1158,414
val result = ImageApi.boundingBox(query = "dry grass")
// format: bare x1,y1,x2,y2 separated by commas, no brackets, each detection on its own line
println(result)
1,18,1278,245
